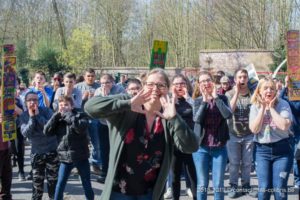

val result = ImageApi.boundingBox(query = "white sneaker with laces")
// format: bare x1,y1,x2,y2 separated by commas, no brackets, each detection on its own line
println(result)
186,188,193,198
164,187,173,199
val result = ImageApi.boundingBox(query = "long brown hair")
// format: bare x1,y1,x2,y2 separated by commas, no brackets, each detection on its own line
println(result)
171,74,193,95
192,81,201,99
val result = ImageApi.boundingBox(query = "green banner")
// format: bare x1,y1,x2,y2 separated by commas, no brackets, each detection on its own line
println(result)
149,40,168,69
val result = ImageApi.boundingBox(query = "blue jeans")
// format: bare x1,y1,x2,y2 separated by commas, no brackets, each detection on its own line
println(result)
227,134,254,186
293,136,300,186
110,191,152,200
192,146,227,200
54,159,94,200
165,171,172,189
88,119,102,166
255,138,293,200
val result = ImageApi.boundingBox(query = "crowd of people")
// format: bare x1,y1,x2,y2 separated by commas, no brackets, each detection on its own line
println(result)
0,67,299,200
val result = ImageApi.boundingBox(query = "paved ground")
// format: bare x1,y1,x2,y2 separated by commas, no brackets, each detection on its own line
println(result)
9,145,299,199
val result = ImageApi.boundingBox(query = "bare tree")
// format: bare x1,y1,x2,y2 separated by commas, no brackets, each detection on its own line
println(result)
52,0,67,49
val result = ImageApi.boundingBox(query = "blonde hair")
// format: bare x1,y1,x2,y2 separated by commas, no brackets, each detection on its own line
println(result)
251,77,278,106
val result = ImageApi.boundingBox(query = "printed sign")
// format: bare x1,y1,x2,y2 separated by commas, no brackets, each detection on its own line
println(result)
287,30,300,101
1,44,16,141
149,40,168,69
245,63,259,92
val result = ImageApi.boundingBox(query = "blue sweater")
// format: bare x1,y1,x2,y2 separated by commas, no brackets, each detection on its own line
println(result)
280,87,300,136
19,107,58,154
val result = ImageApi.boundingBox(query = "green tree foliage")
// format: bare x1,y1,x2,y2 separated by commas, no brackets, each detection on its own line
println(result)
18,68,30,86
16,40,29,69
61,27,93,72
1,0,300,71
269,33,287,73
31,40,69,76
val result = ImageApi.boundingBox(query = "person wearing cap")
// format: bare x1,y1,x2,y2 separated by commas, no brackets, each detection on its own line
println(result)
218,75,232,95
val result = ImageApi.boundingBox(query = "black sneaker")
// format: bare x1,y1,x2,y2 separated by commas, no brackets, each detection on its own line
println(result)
96,175,106,184
242,184,258,198
228,184,239,198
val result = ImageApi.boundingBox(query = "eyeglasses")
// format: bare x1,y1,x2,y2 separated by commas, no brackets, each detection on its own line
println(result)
53,77,61,81
101,82,111,85
127,87,141,91
145,82,167,90
199,79,212,84
26,98,38,102
173,82,186,86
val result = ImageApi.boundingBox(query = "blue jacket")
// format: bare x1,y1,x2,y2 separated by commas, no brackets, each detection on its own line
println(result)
19,107,57,154
280,87,300,136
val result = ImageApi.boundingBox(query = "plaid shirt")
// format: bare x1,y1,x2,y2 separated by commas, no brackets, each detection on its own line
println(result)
203,100,224,147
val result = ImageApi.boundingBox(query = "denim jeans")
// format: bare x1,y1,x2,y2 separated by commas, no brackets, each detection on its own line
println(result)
165,171,172,189
88,119,102,166
227,134,254,186
54,159,94,200
193,146,227,200
255,138,293,200
110,191,152,200
293,135,300,186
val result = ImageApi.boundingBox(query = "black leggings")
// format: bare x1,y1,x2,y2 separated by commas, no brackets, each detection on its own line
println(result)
11,128,25,173
171,150,197,200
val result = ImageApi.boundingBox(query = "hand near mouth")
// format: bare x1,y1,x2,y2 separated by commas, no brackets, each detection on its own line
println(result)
211,83,218,99
257,95,268,109
235,81,241,94
268,96,277,109
200,85,211,102
154,94,176,120
130,89,151,114
182,87,190,100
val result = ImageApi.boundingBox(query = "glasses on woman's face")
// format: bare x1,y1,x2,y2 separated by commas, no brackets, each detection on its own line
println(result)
145,82,167,90
199,79,212,84
173,82,186,87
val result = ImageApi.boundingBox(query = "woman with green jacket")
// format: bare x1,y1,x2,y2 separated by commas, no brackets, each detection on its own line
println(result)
84,68,199,200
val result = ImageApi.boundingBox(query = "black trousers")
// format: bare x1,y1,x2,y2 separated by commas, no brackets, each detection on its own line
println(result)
171,150,197,200
0,149,12,200
99,123,110,176
10,128,25,173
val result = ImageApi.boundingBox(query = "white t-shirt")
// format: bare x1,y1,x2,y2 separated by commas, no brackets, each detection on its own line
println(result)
249,98,292,144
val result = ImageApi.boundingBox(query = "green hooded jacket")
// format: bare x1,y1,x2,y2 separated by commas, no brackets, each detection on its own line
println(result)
84,94,199,200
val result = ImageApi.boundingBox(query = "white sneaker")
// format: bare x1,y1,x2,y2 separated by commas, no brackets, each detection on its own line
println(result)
164,187,173,199
186,188,193,198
